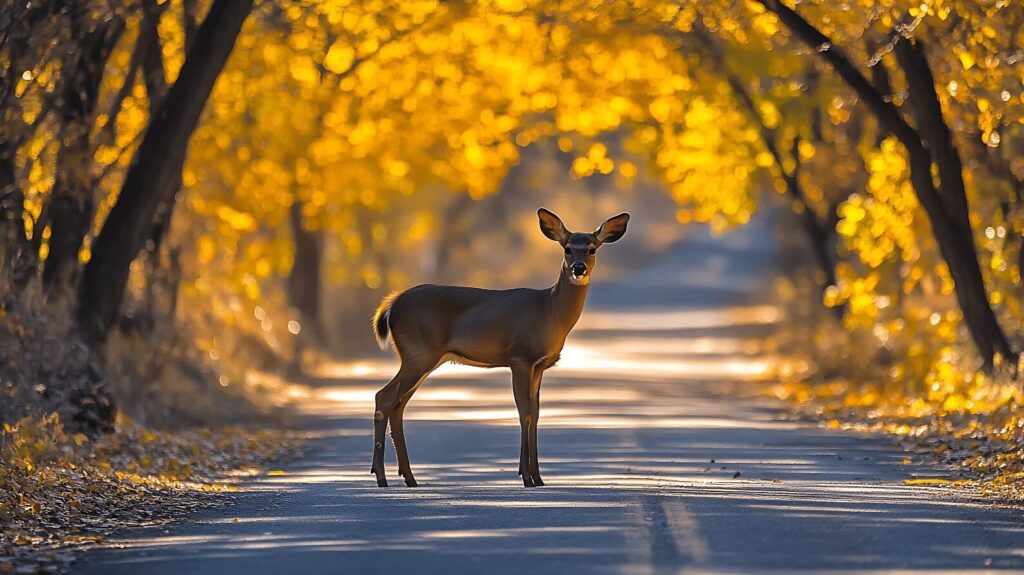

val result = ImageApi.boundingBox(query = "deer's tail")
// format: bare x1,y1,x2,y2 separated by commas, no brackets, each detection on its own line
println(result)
371,292,399,351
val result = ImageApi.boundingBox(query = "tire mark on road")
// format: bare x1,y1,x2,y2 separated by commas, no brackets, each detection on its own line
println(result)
661,497,708,564
636,492,708,574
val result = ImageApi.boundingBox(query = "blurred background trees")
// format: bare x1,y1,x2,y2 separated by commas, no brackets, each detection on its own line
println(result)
1,0,1023,425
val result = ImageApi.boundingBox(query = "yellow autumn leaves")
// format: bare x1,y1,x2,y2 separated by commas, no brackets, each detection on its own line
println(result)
12,0,1024,404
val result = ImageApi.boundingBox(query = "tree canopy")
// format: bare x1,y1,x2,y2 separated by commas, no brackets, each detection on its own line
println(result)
3,0,1024,394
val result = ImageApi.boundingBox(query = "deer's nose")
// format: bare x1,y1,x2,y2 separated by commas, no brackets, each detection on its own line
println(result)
570,262,587,277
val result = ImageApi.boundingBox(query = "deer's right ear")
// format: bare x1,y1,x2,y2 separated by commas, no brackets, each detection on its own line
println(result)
537,208,569,243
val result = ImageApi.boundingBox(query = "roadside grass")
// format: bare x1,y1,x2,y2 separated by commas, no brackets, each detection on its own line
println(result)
769,372,1024,501
0,285,310,573
0,416,303,573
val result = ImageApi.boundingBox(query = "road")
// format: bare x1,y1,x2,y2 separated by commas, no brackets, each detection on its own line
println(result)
75,214,1024,574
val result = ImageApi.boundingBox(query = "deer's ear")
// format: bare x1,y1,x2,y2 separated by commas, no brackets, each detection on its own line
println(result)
595,212,630,244
537,208,569,243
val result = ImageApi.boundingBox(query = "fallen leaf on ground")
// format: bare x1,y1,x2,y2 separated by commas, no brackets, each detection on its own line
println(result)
903,478,972,486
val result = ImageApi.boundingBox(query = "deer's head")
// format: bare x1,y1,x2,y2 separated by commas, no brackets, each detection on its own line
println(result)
537,208,630,286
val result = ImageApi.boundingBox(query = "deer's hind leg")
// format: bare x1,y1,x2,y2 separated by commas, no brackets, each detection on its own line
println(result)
372,359,435,487
390,396,417,486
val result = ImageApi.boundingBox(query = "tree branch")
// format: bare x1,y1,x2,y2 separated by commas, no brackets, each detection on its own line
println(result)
756,0,921,148
893,37,971,227
757,0,1016,366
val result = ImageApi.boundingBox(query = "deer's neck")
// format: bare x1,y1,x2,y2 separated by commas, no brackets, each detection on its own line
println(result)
548,264,590,336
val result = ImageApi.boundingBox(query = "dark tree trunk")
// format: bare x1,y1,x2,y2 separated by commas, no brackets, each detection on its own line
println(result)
728,78,840,301
759,0,1016,369
892,38,1014,366
286,198,324,375
433,193,473,283
0,1,63,285
42,17,125,292
867,44,894,147
287,198,324,340
135,0,185,330
0,143,29,279
138,0,183,267
182,0,200,52
893,39,972,237
0,1,56,111
140,0,169,106
76,0,254,346
806,67,824,142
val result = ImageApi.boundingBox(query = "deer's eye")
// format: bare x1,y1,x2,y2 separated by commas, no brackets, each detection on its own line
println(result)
588,248,596,255
564,247,571,255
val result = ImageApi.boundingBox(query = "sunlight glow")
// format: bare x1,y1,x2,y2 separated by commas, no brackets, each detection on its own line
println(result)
313,303,783,431
578,304,782,331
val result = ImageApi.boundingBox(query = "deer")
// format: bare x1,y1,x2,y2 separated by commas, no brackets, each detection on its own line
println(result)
369,208,629,488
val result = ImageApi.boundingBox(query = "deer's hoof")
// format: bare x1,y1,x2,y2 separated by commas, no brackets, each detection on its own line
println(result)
532,476,545,487
405,477,419,487
376,475,389,487
523,476,536,488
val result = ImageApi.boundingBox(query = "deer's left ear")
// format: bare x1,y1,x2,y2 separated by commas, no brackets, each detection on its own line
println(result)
594,213,630,244
538,208,569,243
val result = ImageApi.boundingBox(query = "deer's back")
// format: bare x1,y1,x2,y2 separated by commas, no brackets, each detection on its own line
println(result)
388,284,550,365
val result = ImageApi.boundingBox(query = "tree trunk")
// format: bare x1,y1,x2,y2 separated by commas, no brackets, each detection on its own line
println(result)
76,0,254,346
433,193,473,282
758,0,1016,369
892,38,1014,365
42,18,125,292
893,39,972,239
287,198,324,340
0,1,63,286
0,143,29,280
135,0,186,330
867,41,894,147
286,198,324,375
182,0,200,52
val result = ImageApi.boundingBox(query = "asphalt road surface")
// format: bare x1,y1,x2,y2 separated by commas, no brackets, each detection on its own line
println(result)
75,215,1024,574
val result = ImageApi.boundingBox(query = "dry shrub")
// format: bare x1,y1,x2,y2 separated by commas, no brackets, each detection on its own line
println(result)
0,274,292,432
103,322,266,429
0,276,304,570
0,282,109,432
770,242,1024,499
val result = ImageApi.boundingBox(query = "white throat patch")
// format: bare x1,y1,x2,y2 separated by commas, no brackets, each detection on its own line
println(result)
568,273,590,286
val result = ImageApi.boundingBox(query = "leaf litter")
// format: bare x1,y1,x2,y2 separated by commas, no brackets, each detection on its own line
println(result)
0,415,304,574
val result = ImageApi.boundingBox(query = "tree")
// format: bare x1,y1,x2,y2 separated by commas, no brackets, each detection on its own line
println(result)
0,0,69,285
690,22,843,315
76,0,254,346
42,8,125,292
756,0,1017,369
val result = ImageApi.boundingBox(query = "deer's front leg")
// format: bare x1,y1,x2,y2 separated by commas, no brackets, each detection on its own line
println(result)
510,361,535,488
528,369,544,486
